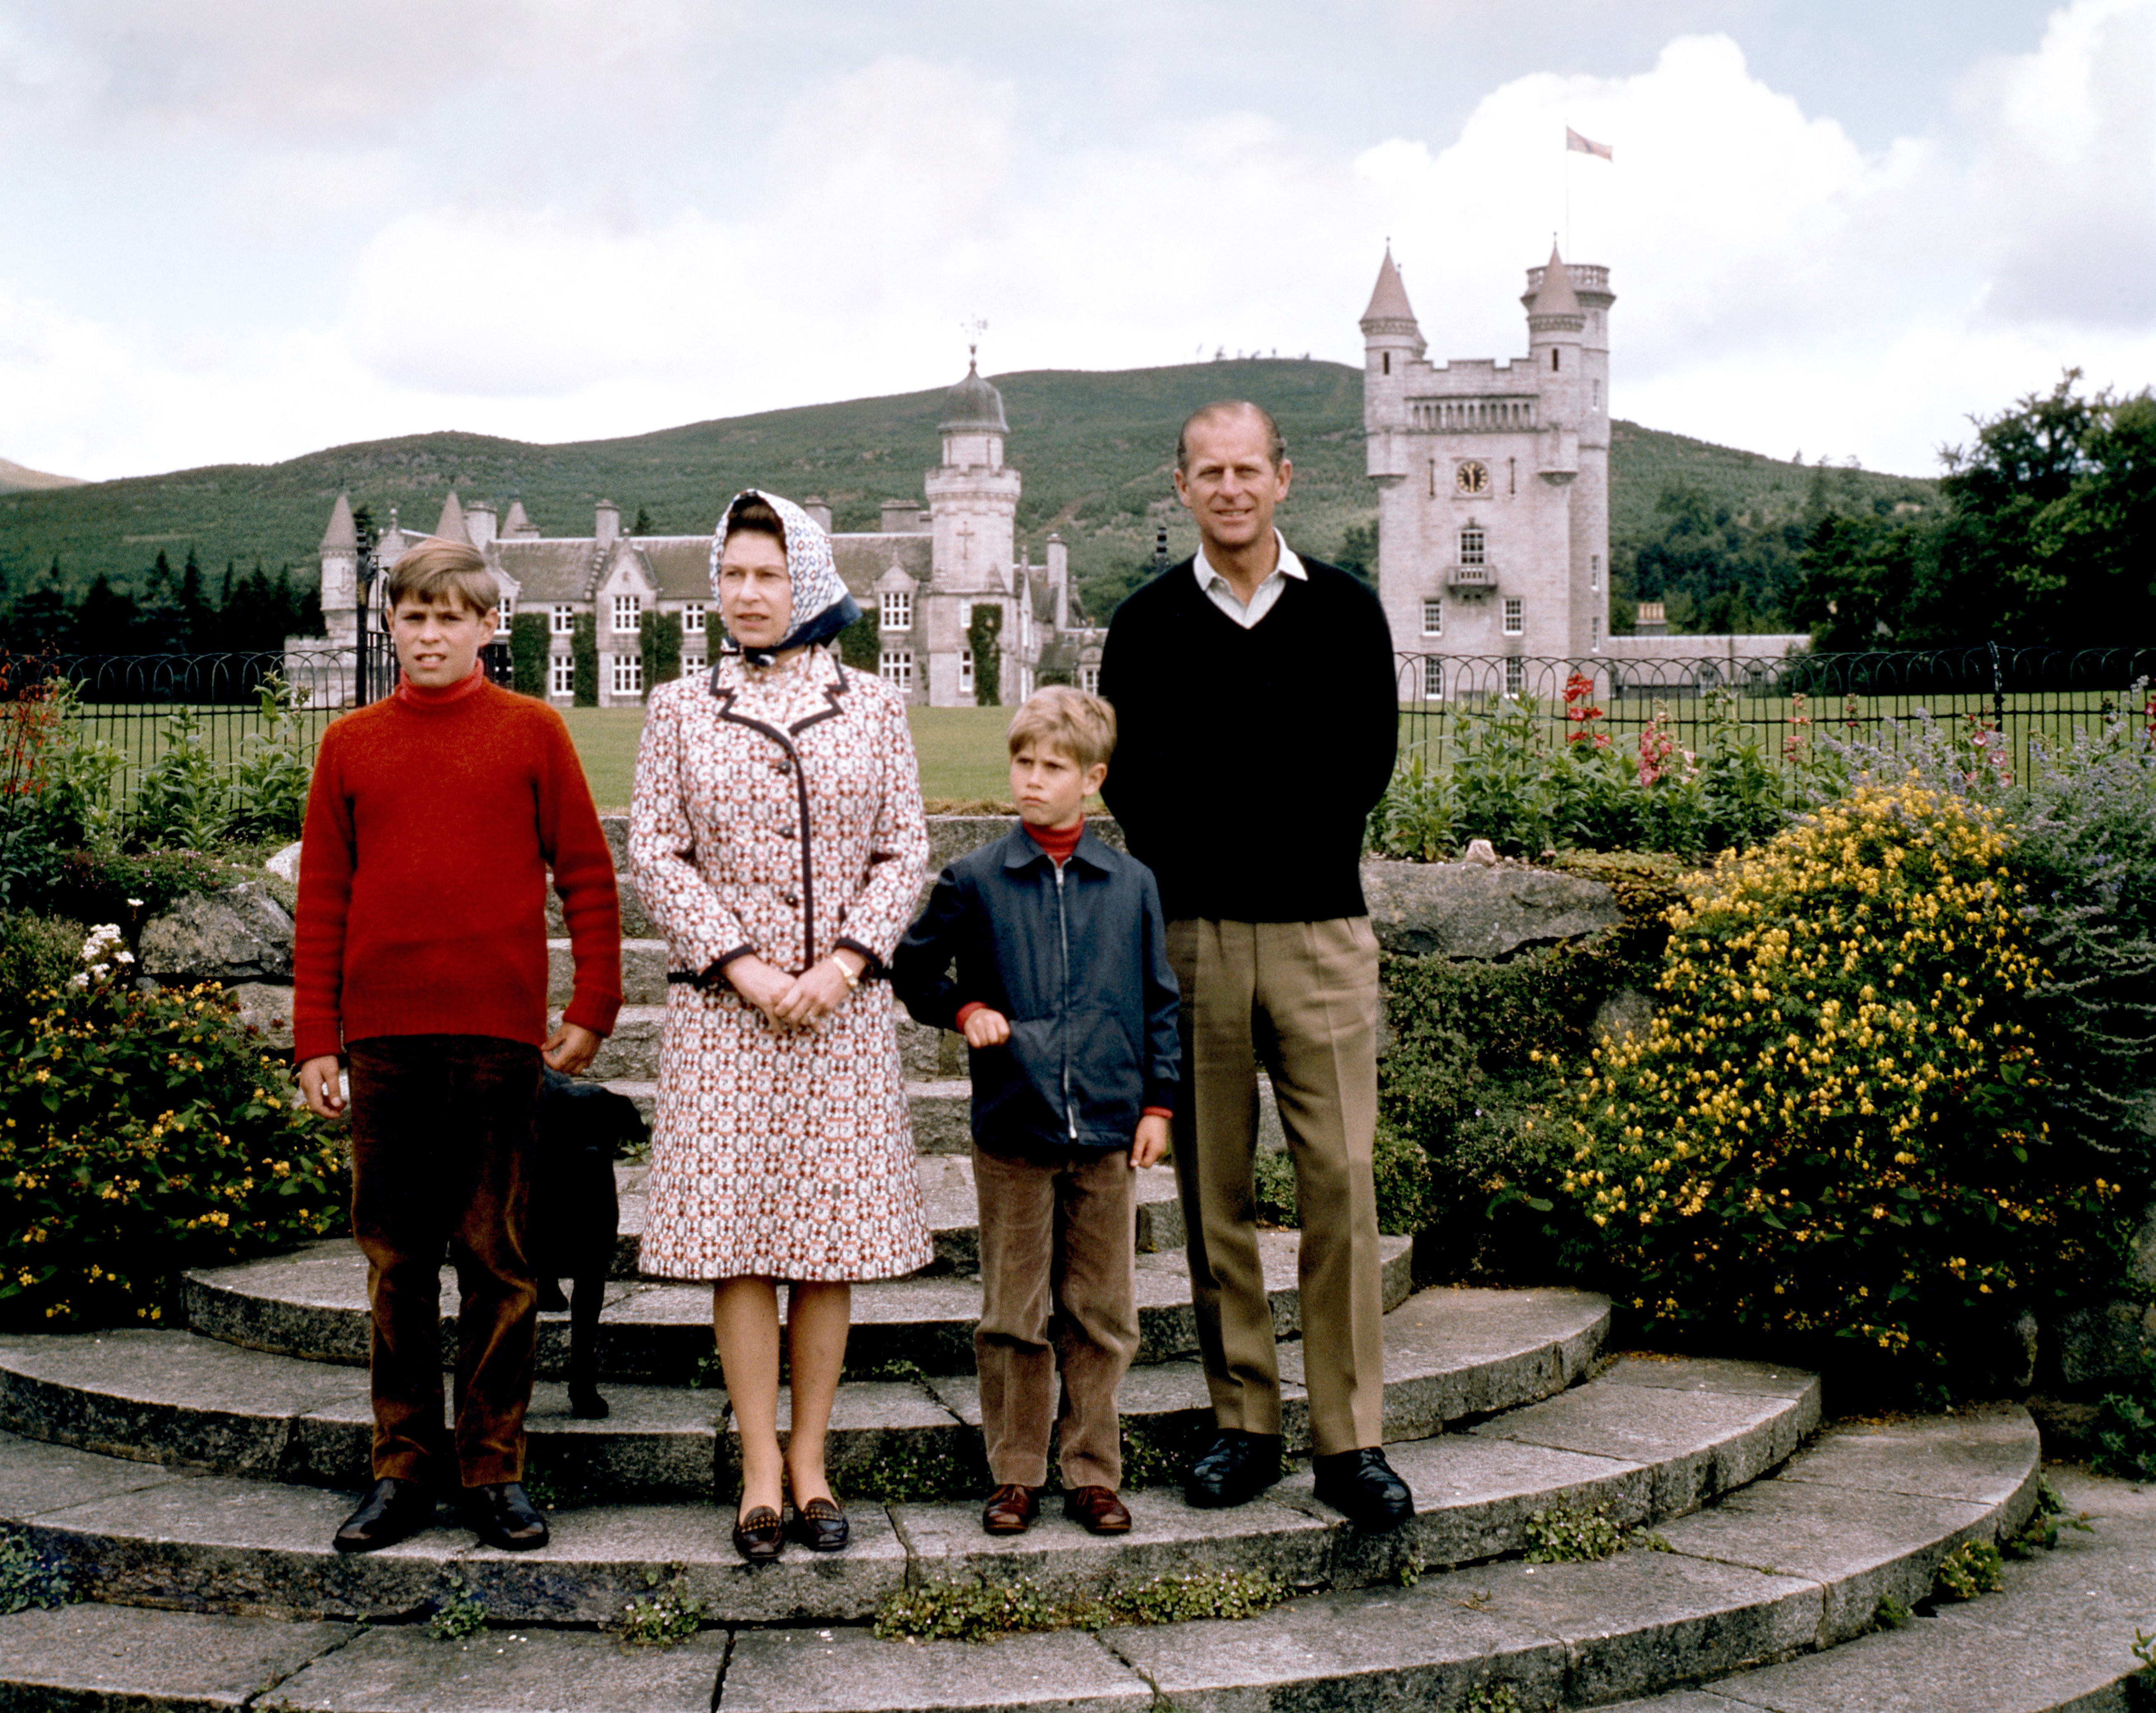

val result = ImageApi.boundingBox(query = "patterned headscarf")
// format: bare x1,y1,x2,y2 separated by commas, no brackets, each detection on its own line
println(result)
709,489,862,669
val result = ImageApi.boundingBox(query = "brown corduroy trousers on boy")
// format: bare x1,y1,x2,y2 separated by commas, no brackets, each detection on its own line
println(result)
347,1034,543,1490
971,1143,1140,1491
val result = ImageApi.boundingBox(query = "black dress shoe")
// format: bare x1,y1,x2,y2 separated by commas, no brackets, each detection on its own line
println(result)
732,1504,784,1562
333,1477,436,1555
1184,1430,1283,1509
787,1495,849,1552
1312,1447,1415,1529
463,1481,551,1551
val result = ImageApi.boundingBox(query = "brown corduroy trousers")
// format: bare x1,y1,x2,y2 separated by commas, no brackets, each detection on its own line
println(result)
1165,917,1386,1456
971,1142,1140,1491
347,1034,542,1490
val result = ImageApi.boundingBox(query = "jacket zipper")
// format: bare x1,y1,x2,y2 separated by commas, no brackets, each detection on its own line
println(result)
1054,862,1076,1141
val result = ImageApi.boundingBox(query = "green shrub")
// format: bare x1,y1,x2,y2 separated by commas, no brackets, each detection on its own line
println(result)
1932,1538,2004,1600
0,1526,73,1614
1548,780,2119,1391
1523,1501,1622,1562
967,605,1002,707
2091,1351,2156,1480
1253,1119,1437,1238
509,612,550,697
640,609,682,693
0,952,342,1328
572,613,598,707
613,1567,707,1646
0,914,82,1025
221,676,313,845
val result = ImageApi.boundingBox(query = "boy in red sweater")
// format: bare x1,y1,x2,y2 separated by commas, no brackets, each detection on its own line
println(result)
294,539,621,1555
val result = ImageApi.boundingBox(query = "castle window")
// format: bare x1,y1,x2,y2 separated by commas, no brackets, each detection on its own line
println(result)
1382,353,1391,375
1503,597,1523,636
549,655,573,698
1590,555,1600,592
611,653,643,697
612,594,640,634
1590,614,1601,651
880,590,913,631
1504,657,1525,697
959,650,974,697
1552,349,1560,371
1421,598,1442,637
495,596,513,636
552,603,576,635
1428,461,1436,499
682,652,707,677
1459,527,1485,566
1508,458,1517,495
880,650,914,692
682,603,705,633
1592,380,1602,409
1423,657,1444,701
1079,665,1101,695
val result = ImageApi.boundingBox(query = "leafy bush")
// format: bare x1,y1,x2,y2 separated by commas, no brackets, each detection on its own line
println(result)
130,706,227,853
1547,780,2120,1390
509,612,550,696
2091,1351,2156,1480
873,1568,1286,1643
0,945,342,1327
221,677,314,845
0,913,83,1027
1254,1118,1437,1238
1932,1539,2005,1601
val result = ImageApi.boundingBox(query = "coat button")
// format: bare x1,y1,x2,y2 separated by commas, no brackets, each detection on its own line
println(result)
780,890,800,907
771,757,791,775
778,823,797,840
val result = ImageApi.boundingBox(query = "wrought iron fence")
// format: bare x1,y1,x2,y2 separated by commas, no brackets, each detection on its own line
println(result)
1395,646,2156,794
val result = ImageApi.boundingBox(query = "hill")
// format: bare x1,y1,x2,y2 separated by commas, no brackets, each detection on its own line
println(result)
0,362,1935,623
0,458,84,494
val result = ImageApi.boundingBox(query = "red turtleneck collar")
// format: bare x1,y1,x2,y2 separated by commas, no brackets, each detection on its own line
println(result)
396,662,489,707
1023,818,1084,864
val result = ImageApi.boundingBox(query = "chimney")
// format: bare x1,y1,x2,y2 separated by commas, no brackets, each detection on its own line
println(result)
881,499,920,533
803,496,833,533
1046,532,1069,633
465,498,497,549
595,500,620,548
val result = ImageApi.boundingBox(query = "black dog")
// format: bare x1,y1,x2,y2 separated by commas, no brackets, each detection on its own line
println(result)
529,1069,647,1419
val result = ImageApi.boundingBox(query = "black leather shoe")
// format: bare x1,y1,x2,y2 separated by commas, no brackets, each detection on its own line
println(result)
333,1477,435,1554
732,1504,784,1562
788,1495,849,1552
1184,1430,1283,1509
463,1481,551,1551
1312,1446,1415,1529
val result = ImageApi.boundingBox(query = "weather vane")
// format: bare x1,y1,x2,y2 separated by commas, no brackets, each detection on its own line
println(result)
961,316,988,365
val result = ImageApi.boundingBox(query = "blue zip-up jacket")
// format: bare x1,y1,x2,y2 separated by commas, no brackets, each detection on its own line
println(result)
892,824,1179,1162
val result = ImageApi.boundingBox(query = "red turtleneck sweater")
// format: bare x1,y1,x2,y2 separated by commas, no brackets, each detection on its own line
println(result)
292,670,622,1063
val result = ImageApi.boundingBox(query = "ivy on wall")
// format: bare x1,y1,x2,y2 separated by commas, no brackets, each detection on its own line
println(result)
509,612,550,697
572,612,598,707
968,603,1003,707
838,609,880,671
641,609,683,691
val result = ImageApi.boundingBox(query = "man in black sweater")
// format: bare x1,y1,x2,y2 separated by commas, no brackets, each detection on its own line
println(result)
1098,401,1412,1528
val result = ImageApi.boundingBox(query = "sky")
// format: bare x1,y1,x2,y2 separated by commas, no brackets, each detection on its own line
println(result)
2,0,2151,485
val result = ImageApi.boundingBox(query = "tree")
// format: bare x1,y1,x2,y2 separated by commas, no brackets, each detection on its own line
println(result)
1334,521,1378,583
630,505,655,536
967,603,1002,707
70,574,139,652
178,547,213,649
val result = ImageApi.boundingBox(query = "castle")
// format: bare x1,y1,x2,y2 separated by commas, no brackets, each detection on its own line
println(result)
306,358,1105,709
1363,245,1805,696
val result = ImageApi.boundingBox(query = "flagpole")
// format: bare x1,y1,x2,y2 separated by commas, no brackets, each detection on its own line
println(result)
1564,137,1571,256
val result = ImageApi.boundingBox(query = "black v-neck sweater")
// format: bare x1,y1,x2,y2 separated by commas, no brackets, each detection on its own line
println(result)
1097,555,1399,922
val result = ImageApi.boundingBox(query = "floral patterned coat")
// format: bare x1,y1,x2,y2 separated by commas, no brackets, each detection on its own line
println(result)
627,648,935,1282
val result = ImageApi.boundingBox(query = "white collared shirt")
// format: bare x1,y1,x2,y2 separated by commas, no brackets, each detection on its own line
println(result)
1193,530,1306,629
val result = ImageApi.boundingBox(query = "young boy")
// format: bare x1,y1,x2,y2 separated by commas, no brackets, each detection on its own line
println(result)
893,687,1178,1535
293,538,621,1556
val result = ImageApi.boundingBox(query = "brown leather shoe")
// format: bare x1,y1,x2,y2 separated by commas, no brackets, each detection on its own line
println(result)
981,1483,1040,1534
1062,1485,1132,1535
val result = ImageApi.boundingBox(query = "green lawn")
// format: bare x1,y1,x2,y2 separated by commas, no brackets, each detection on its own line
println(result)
561,704,1021,812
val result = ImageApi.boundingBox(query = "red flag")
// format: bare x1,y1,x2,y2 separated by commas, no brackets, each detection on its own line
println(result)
1566,127,1613,161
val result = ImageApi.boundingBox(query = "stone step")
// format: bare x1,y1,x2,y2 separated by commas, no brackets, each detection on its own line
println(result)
177,1224,1404,1384
604,1155,1185,1278
0,1404,2052,1712
0,1353,1812,1627
0,1276,1582,1505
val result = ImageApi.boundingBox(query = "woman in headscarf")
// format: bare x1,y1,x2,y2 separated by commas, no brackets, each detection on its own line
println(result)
628,489,933,1562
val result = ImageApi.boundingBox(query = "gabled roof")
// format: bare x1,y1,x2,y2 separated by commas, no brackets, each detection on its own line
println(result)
1530,244,1581,318
490,540,598,603
1360,246,1420,330
834,534,933,597
433,491,472,545
636,537,718,602
321,493,357,554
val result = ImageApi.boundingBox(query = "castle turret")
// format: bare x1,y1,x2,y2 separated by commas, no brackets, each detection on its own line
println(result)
1361,247,1424,489
432,490,472,545
318,493,359,648
1525,245,1585,484
923,352,1023,705
465,497,497,549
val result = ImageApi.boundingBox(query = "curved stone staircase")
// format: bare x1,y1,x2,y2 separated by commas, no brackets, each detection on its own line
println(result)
0,827,2144,1709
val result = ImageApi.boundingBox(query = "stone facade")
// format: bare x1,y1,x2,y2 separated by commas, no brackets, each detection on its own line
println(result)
299,358,1106,710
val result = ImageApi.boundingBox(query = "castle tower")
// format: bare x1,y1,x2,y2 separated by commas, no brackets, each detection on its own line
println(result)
1363,246,1614,689
921,354,1022,705
318,492,359,649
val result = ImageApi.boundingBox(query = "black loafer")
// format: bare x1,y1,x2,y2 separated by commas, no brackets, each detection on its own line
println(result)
333,1476,436,1555
788,1495,849,1552
1312,1446,1415,1529
462,1480,551,1552
1184,1430,1283,1509
733,1504,784,1562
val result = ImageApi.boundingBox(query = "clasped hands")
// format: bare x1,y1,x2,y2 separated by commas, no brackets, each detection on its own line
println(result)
729,950,865,1030
959,1006,1168,1169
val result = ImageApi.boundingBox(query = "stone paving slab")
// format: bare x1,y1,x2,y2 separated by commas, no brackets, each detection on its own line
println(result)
1472,1361,1822,1518
1770,1403,2036,1511
722,1626,1153,1713
274,1622,728,1713
0,1602,355,1711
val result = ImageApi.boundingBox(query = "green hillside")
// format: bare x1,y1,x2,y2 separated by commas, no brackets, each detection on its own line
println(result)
0,361,1935,625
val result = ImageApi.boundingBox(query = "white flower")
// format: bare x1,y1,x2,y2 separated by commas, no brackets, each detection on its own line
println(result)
115,951,134,965
68,973,89,990
126,898,144,908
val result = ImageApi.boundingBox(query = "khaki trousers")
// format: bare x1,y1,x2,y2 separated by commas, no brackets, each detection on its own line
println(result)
348,1034,542,1490
1165,918,1384,1455
971,1143,1139,1490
